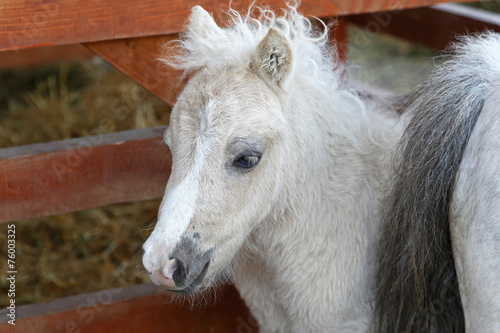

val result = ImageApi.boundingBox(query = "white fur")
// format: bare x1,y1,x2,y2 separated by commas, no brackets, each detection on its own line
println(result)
374,31,500,332
143,5,500,331
146,4,401,331
440,32,500,332
143,122,213,277
144,2,400,333
452,81,500,332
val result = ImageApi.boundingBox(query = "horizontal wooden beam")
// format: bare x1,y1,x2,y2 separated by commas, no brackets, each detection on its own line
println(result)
0,127,170,223
0,0,471,52
0,284,252,332
0,43,94,70
85,35,183,107
346,3,500,50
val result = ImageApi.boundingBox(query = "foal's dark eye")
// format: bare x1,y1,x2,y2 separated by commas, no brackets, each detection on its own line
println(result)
233,152,261,169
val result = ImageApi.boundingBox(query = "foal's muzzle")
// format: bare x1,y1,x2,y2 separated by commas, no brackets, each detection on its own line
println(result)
146,237,213,293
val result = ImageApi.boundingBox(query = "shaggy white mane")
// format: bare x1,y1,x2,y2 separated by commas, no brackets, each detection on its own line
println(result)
161,2,343,90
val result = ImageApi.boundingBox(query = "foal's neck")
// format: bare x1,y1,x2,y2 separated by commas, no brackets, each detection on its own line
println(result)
260,84,400,256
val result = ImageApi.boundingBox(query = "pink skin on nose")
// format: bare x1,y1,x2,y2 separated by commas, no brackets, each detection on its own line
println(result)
144,241,180,289
150,257,179,289
151,270,175,288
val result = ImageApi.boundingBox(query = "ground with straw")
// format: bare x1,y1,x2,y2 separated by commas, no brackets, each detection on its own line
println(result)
0,59,169,307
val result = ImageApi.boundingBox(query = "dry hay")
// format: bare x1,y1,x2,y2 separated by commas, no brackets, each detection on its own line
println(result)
0,58,169,307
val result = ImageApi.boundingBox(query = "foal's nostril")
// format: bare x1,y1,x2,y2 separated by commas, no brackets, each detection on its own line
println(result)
172,257,187,285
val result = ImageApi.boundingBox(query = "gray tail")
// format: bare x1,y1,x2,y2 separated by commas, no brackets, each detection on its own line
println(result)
375,32,500,333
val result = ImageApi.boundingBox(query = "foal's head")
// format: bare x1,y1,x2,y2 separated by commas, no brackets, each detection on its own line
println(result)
142,6,295,293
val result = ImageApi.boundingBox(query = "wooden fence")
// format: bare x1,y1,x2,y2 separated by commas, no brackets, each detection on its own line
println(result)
1,0,499,331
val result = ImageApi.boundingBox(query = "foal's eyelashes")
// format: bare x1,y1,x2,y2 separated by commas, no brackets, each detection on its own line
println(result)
227,138,265,172
233,151,262,169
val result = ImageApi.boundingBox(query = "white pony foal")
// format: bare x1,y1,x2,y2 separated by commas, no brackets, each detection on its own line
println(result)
142,5,401,332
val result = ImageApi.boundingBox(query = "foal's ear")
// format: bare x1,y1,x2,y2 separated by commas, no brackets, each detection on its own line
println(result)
252,28,294,89
187,6,221,37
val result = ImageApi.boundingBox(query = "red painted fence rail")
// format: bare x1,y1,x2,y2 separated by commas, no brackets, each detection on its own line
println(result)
0,0,476,51
0,127,170,223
